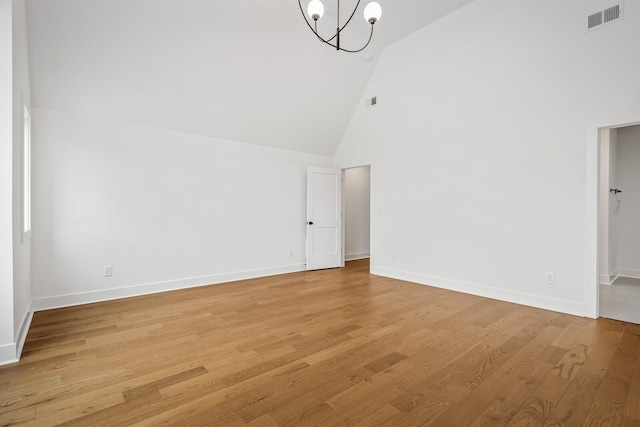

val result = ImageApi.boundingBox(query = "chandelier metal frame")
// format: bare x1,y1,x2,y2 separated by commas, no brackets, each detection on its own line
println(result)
297,0,380,53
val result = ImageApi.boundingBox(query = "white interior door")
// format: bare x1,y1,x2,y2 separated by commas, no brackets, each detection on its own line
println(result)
306,166,342,270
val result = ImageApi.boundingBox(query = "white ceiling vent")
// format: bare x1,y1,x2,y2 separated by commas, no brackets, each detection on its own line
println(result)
587,3,623,31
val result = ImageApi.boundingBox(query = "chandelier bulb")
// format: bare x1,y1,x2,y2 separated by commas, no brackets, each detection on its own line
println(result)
308,0,324,21
364,2,382,24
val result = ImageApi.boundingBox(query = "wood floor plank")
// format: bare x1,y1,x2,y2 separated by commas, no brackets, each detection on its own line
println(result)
265,367,370,425
394,382,469,426
353,404,404,427
545,328,622,426
1,259,640,426
122,366,208,402
582,327,640,426
626,349,640,420
135,361,311,426
243,414,280,427
440,323,561,425
325,358,415,412
469,360,556,426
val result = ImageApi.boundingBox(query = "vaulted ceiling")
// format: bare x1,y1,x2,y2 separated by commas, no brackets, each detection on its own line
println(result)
25,0,475,155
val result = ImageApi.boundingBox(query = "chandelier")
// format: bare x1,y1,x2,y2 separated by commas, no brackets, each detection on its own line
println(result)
298,0,382,53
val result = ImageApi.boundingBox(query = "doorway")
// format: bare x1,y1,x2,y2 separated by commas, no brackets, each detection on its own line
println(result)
305,165,372,271
599,124,640,324
343,166,371,264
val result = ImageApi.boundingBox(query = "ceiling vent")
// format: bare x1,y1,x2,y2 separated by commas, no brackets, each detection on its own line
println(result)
587,4,623,31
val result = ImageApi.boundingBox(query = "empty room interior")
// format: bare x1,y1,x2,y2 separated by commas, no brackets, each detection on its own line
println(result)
2,0,640,425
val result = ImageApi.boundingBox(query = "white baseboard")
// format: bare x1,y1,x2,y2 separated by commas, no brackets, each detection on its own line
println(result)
0,302,34,366
16,304,33,358
345,252,370,261
4,265,305,365
0,344,19,366
32,264,306,312
617,268,640,280
9,262,589,365
372,267,586,317
600,270,619,285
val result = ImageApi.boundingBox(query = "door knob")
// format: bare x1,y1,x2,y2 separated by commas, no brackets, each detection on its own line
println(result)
307,221,314,225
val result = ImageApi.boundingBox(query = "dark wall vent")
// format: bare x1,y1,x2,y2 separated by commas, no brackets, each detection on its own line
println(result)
588,11,603,29
604,5,621,23
587,3,623,31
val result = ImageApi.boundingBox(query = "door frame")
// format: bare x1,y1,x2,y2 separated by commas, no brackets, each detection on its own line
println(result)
340,163,374,271
587,117,640,319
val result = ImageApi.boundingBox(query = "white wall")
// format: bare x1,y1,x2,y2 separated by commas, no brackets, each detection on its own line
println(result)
615,124,640,278
11,0,32,359
0,0,32,365
0,0,16,361
0,0,33,366
344,166,370,260
335,0,640,316
32,108,333,308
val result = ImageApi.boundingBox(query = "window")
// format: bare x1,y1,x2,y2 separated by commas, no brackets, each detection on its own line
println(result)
23,106,31,240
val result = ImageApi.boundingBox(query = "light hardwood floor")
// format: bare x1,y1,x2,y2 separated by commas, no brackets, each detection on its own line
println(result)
1,259,639,426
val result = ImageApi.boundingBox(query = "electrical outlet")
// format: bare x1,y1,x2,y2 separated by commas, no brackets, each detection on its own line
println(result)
104,265,113,277
392,254,397,262
287,249,293,257
545,272,555,285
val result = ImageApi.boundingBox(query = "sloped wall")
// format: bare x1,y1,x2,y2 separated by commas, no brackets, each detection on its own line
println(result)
335,0,640,315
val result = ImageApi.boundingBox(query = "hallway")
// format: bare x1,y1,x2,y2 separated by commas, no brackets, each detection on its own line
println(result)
600,277,640,325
